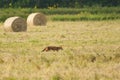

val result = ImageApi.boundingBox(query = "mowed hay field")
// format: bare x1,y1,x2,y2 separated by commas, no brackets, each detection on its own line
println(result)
0,20,120,80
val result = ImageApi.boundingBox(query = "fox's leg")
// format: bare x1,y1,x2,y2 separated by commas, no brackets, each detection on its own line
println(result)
41,49,45,52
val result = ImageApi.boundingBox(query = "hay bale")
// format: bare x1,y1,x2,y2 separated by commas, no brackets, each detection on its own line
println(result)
3,17,27,32
27,13,47,26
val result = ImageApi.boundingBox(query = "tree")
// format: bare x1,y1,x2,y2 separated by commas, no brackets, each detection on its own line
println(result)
0,0,120,8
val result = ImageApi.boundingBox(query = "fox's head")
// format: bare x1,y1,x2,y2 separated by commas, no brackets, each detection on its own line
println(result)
60,46,63,50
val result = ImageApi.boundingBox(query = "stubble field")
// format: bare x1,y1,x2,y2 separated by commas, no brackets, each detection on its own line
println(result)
0,20,120,80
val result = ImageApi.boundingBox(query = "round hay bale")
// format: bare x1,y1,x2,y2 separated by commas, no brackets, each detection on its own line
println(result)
27,13,47,26
3,17,27,32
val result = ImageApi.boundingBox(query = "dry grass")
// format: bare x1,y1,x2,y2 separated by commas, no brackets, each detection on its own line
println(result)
0,20,120,80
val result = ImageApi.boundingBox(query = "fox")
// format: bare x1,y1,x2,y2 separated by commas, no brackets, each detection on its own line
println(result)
42,46,63,52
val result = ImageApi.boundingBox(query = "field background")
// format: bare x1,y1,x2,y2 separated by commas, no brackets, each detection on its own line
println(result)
0,6,120,80
0,19,120,80
0,7,120,22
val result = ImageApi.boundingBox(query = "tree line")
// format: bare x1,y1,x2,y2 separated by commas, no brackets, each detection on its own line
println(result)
0,0,120,8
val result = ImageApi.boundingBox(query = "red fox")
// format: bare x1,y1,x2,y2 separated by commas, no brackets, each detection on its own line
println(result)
42,46,63,52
